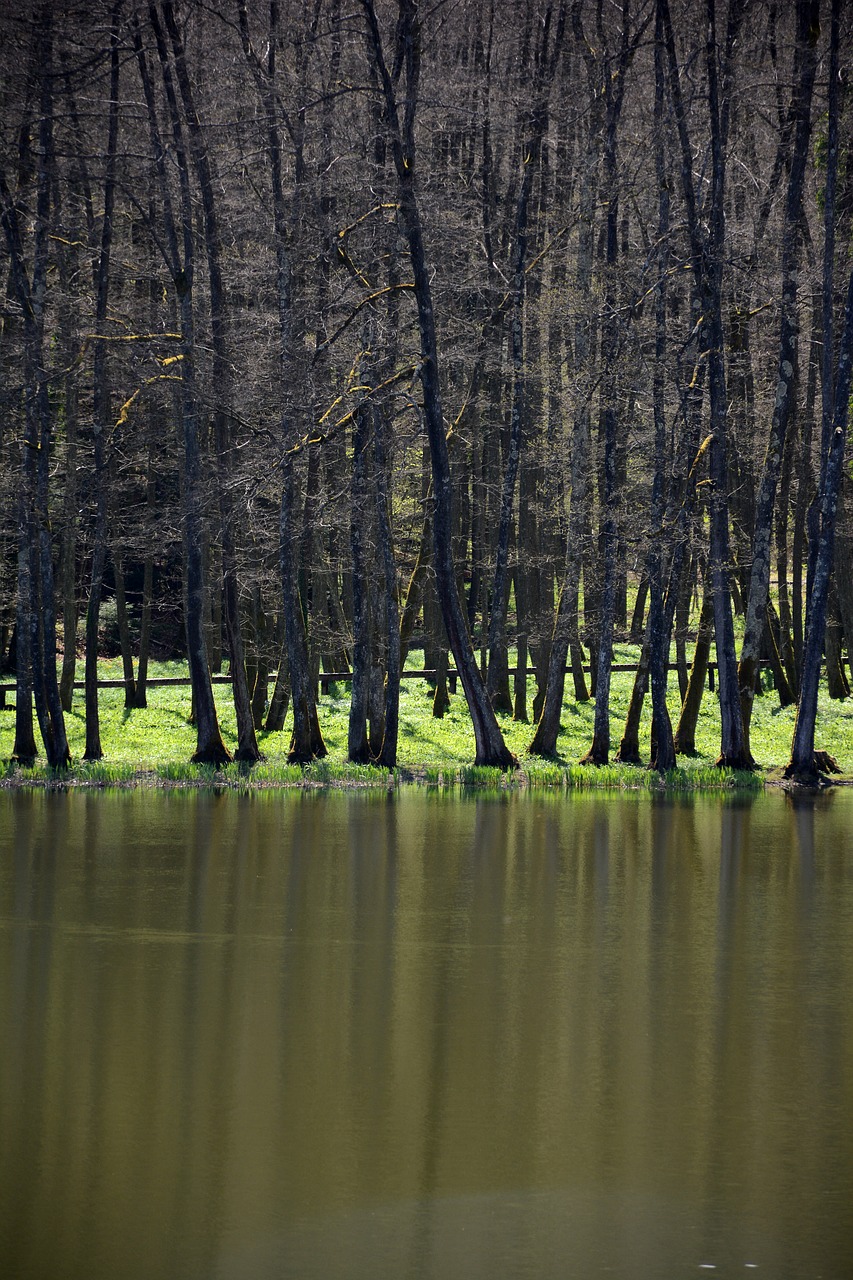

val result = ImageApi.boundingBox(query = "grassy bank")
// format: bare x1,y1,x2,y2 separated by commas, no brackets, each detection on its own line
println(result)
1,650,852,791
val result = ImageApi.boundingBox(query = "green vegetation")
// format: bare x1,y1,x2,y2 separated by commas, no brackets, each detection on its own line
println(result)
2,651,850,791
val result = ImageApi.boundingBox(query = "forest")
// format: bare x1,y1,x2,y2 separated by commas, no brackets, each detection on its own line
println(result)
1,0,852,783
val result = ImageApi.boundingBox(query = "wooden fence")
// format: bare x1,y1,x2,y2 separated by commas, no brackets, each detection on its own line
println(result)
0,659,781,710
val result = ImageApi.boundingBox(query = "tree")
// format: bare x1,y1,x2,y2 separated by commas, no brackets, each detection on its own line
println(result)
83,0,121,761
361,0,516,769
578,0,646,766
660,0,751,770
786,0,853,784
737,0,820,759
0,4,70,767
161,0,261,762
238,0,327,763
135,3,231,764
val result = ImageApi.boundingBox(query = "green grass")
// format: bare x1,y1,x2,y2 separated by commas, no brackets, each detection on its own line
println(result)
1,649,851,791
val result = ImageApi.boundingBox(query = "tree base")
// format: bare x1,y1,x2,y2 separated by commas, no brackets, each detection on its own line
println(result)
474,745,518,770
233,745,264,764
191,741,233,766
288,735,328,765
783,749,841,785
714,751,755,771
650,742,676,774
528,720,559,757
579,738,609,767
614,739,641,765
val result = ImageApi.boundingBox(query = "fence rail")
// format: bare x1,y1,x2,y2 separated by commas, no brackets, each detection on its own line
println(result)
0,660,787,709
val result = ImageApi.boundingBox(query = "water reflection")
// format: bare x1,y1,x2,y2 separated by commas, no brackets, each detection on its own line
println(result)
1,788,852,1279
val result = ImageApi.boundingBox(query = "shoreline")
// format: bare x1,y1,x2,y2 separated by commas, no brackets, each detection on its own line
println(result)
3,759,846,795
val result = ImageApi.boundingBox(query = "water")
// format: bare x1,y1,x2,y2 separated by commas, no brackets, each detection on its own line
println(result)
1,788,851,1280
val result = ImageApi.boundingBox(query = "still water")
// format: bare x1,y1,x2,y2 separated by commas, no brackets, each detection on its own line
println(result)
0,787,851,1280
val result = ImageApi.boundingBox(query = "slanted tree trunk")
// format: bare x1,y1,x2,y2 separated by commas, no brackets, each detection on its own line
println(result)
485,14,564,707
630,576,649,642
580,5,635,767
529,21,611,758
138,6,230,764
399,495,432,667
238,0,325,762
661,0,750,769
738,0,819,754
265,640,290,734
786,0,851,782
786,276,853,775
763,602,794,706
673,575,714,756
645,9,675,774
162,0,260,763
362,0,515,767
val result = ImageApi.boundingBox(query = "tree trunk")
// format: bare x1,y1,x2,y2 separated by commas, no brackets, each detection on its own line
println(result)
281,454,327,762
673,579,714,756
738,0,819,753
237,0,325,763
140,5,230,764
513,628,528,723
348,387,372,762
265,640,290,733
113,552,137,708
834,482,853,686
580,22,630,767
661,0,749,768
163,0,260,763
824,592,849,700
363,0,515,767
134,554,154,709
1,6,69,767
775,416,799,696
786,0,850,781
84,5,121,760
373,380,401,768
58,258,79,715
12,494,38,765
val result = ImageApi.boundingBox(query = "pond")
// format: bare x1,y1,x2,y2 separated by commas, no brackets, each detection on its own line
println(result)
1,787,851,1280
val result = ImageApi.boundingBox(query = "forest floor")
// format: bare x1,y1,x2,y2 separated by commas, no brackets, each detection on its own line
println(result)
2,647,853,791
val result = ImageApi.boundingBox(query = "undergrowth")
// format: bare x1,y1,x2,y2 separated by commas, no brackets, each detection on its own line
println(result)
0,651,849,791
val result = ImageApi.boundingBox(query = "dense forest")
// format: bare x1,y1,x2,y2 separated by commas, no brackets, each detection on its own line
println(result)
1,0,852,780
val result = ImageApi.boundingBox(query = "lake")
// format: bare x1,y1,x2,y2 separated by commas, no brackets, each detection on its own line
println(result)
1,787,851,1279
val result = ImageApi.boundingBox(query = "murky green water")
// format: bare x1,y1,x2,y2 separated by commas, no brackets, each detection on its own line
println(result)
1,788,851,1279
